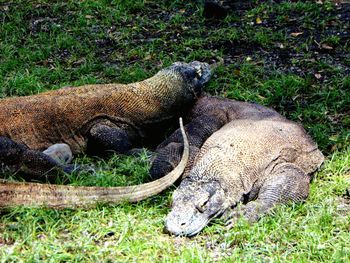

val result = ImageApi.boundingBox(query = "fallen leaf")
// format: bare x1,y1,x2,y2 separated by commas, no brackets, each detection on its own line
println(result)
291,32,303,37
321,44,334,50
329,135,339,142
328,20,338,26
331,144,338,152
85,15,94,19
292,95,300,101
73,57,86,65
256,17,262,24
246,56,252,62
314,73,322,79
276,42,284,49
37,234,47,240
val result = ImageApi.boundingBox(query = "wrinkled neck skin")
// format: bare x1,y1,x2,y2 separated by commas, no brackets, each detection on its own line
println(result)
142,69,198,110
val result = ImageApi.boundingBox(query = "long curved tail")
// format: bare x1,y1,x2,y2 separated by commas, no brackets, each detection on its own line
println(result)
0,118,188,208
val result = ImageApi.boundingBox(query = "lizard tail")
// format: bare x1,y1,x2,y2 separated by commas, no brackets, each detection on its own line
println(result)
0,118,189,208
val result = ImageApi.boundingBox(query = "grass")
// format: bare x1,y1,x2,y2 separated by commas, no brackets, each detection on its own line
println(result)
0,0,349,261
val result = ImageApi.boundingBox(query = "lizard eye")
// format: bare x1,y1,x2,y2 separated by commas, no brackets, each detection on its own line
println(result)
196,199,209,213
195,193,210,213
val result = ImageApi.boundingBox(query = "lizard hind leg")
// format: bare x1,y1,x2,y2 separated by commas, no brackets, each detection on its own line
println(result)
0,136,74,180
0,136,28,173
224,163,310,228
150,113,228,180
150,142,200,180
87,123,132,157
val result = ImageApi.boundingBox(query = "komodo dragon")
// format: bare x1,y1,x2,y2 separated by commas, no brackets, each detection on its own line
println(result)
0,61,210,177
150,95,324,236
0,61,211,208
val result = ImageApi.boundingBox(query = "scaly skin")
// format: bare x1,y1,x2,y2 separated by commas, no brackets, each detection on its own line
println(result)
0,61,210,153
0,61,211,208
150,95,324,236
0,61,210,177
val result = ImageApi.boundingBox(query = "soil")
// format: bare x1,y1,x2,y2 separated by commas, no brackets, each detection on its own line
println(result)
201,1,350,80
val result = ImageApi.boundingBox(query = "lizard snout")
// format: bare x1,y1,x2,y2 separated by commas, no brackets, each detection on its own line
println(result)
165,180,226,236
188,61,211,88
170,61,212,96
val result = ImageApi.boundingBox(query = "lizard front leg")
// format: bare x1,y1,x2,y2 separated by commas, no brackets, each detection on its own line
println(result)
224,163,310,227
87,123,132,157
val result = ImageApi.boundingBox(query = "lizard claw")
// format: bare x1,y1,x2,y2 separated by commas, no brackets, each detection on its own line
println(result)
224,202,263,229
223,208,243,229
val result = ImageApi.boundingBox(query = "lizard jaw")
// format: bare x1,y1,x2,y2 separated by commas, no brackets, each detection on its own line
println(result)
164,205,210,237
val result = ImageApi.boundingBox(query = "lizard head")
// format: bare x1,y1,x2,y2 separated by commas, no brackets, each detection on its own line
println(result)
167,61,211,96
165,177,227,236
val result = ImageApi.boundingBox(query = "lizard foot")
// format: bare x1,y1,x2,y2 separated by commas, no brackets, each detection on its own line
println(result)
223,203,261,229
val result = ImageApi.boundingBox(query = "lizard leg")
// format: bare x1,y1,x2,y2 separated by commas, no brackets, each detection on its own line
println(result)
224,163,310,228
87,124,132,157
150,143,200,180
0,136,28,169
0,136,74,179
150,114,227,180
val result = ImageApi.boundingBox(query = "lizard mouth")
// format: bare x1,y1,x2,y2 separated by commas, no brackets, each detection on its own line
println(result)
165,207,225,237
164,211,210,237
165,180,227,236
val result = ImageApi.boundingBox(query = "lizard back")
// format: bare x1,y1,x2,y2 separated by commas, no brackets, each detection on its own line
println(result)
0,70,194,153
190,117,324,193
